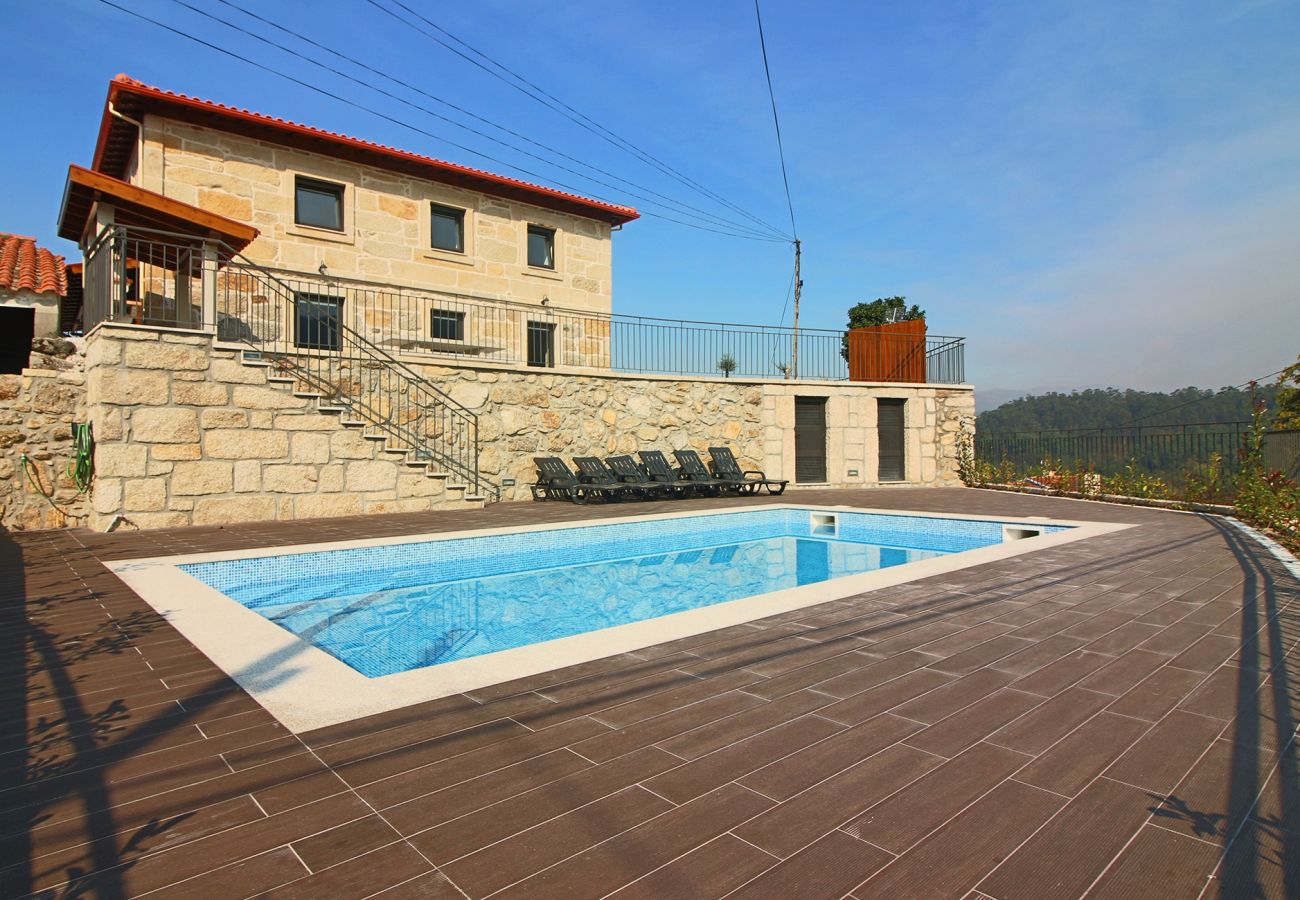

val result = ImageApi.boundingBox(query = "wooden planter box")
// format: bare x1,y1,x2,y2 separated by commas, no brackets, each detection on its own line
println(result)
847,319,927,383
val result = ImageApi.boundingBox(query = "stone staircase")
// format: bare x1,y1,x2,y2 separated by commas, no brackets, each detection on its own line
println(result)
239,350,487,508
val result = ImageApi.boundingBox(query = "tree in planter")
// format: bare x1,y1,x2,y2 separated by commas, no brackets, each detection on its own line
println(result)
717,353,738,378
840,296,925,361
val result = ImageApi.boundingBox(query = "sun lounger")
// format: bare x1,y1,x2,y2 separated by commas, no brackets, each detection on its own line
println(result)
674,449,745,495
708,446,788,495
638,450,713,497
532,456,586,503
606,454,686,498
572,456,643,501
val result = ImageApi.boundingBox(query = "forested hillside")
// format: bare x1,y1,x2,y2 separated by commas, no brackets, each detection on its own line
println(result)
977,385,1278,433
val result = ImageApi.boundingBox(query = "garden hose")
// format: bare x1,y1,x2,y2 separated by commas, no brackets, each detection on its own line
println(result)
17,422,94,522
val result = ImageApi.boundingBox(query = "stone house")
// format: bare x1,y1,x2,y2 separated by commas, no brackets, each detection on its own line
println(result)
26,74,974,531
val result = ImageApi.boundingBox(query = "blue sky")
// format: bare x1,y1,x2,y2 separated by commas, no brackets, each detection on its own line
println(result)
5,0,1298,399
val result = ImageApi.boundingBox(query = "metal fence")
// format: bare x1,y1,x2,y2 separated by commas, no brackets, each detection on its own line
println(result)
975,422,1252,481
79,226,965,384
1264,430,1300,480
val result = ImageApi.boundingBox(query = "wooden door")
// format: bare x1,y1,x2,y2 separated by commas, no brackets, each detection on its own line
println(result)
877,398,906,481
795,397,827,483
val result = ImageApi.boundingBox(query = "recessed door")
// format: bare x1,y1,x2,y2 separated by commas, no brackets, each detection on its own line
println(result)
877,398,906,481
794,397,827,483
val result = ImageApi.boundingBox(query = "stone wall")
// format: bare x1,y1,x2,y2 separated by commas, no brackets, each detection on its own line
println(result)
0,340,91,530
82,324,974,530
85,326,479,531
133,117,615,313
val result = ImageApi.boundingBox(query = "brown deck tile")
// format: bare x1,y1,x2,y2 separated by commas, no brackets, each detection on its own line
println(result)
377,748,592,834
1086,824,1221,899
734,743,944,857
986,687,1114,755
725,829,892,899
289,814,403,871
4,489,1292,896
817,668,954,726
259,842,439,900
1168,634,1241,673
976,777,1157,899
853,780,1066,899
905,688,1046,758
604,834,776,900
1010,649,1114,696
844,741,1032,853
1077,649,1170,696
1104,710,1225,794
802,650,936,699
643,714,843,804
490,783,773,899
407,745,683,865
738,713,922,801
141,846,310,899
1013,711,1152,797
440,785,674,896
571,690,764,763
655,688,836,759
1107,665,1210,721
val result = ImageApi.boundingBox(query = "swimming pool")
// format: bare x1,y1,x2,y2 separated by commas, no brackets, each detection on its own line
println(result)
179,508,1067,679
110,504,1121,731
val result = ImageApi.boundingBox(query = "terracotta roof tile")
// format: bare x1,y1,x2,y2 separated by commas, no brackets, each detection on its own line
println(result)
0,234,68,297
99,75,639,225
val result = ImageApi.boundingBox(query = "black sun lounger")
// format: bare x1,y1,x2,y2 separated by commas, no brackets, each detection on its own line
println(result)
673,449,745,495
708,446,788,495
532,456,586,503
572,456,643,501
606,454,686,499
637,450,710,497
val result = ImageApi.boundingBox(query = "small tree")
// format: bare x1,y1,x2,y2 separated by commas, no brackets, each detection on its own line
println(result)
841,296,925,361
1275,354,1300,430
717,353,737,378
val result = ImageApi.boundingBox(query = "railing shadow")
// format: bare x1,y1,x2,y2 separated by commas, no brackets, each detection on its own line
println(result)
1201,516,1300,898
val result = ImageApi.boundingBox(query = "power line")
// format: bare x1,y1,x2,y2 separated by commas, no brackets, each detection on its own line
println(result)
92,0,787,242
753,0,797,239
166,0,783,241
1121,366,1291,428
366,0,793,241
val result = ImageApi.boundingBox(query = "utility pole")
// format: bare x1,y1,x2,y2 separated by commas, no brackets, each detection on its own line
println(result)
790,239,802,380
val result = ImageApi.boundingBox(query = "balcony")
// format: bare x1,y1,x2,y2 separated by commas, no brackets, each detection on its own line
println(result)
81,225,967,385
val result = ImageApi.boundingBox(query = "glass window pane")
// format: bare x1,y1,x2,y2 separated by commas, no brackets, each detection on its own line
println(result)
430,309,465,341
295,178,343,231
527,226,554,268
295,293,342,350
430,205,464,252
527,320,555,367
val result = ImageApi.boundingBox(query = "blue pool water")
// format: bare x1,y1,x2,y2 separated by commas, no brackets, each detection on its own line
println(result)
181,508,1066,678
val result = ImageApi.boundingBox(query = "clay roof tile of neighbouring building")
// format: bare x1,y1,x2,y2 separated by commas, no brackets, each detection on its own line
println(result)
95,75,640,227
0,234,68,297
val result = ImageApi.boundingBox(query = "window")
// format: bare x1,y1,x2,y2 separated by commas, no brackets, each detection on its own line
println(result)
430,204,465,252
430,309,465,341
295,292,343,351
527,321,555,367
294,176,344,231
527,225,555,269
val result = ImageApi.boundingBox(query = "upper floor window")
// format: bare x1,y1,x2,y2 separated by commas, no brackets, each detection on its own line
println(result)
294,292,343,351
430,204,465,253
527,225,555,269
294,176,344,231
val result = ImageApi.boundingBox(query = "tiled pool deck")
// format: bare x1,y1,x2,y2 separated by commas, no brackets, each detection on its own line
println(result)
1,488,1297,898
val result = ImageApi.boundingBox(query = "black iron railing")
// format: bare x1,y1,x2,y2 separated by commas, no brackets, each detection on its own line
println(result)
976,422,1252,481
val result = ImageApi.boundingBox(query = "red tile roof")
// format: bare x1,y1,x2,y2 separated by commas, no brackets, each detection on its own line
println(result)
0,234,68,297
95,75,639,227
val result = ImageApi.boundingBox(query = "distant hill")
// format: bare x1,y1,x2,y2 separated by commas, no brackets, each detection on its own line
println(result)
976,386,1276,434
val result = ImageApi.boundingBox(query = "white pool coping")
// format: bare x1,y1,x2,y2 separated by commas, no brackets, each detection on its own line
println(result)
107,504,1134,733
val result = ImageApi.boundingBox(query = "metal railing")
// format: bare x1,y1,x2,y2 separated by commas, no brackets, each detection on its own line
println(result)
84,226,493,501
976,422,1252,481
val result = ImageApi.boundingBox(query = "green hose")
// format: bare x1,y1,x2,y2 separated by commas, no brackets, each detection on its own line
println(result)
18,422,94,522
